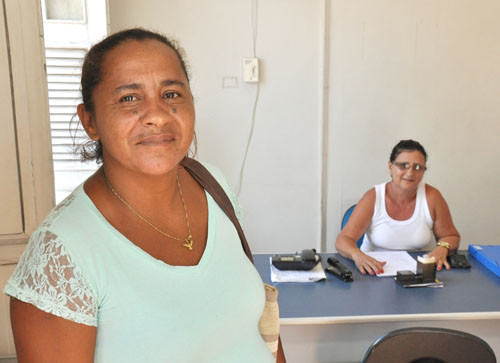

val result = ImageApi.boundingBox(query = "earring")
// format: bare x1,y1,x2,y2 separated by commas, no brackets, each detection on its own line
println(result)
133,111,138,115
172,108,177,113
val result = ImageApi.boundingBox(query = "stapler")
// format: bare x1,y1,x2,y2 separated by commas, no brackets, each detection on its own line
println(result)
326,257,353,282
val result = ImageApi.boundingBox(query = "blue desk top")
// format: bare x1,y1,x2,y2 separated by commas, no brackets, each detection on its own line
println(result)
254,252,500,321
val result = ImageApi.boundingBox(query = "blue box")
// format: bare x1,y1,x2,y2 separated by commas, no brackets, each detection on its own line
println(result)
468,244,500,278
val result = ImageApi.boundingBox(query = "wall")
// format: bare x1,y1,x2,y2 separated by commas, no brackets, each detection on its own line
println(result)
326,0,500,250
109,0,324,253
0,0,55,356
108,0,500,253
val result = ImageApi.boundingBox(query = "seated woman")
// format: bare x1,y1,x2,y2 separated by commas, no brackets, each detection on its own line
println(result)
335,140,460,275
4,28,283,362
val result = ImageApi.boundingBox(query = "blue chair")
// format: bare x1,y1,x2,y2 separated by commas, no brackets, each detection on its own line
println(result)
362,327,496,363
341,204,365,248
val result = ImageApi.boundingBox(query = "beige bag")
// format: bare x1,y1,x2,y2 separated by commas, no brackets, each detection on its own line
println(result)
181,158,281,360
259,284,280,358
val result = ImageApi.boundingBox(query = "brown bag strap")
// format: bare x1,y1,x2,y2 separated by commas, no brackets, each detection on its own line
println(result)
180,157,254,263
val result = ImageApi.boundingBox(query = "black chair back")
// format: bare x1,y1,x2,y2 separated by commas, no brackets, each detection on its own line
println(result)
362,327,496,363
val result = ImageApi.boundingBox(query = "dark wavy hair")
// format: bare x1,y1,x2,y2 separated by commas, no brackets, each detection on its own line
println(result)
74,28,191,163
389,139,428,163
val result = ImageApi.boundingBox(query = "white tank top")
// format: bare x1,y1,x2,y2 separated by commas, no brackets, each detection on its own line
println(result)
360,182,434,252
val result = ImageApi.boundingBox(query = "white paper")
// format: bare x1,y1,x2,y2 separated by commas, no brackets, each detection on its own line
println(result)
364,251,417,277
270,258,326,282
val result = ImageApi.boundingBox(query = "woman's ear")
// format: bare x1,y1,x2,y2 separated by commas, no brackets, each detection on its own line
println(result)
77,104,99,141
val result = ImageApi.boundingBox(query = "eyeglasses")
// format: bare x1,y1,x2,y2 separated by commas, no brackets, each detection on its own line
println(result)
392,162,426,172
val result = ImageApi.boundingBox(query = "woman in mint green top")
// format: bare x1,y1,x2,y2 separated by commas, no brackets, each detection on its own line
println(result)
4,28,280,362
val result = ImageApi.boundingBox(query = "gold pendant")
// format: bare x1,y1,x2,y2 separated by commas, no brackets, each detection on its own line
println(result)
183,235,193,251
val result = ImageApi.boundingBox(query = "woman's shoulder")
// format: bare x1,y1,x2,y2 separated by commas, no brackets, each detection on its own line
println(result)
185,159,233,195
424,183,444,200
183,158,241,214
182,158,227,183
370,182,389,198
353,187,377,217
21,185,89,265
360,187,376,204
366,186,377,197
423,183,448,212
28,184,102,261
199,161,227,183
38,184,90,232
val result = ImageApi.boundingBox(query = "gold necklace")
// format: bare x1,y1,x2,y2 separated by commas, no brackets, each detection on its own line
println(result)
103,172,194,251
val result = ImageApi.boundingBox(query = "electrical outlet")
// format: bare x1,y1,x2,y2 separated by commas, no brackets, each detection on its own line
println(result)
243,58,259,83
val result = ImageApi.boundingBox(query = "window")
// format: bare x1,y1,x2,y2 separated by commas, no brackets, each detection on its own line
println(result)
41,0,107,202
46,47,98,202
44,0,86,21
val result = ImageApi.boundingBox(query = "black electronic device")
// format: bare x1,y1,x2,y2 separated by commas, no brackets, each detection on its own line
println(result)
396,270,423,285
447,253,471,269
325,257,353,282
395,269,443,287
271,249,320,271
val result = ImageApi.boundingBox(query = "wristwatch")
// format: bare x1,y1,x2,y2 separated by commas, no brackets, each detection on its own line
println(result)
437,241,450,249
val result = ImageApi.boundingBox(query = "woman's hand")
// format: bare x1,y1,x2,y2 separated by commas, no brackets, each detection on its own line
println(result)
428,246,450,271
351,250,386,275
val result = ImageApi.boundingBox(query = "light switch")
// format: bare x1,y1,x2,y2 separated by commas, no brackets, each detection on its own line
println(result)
222,76,239,88
243,58,259,83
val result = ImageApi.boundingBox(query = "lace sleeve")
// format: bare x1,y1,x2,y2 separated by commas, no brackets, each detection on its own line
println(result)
3,228,98,326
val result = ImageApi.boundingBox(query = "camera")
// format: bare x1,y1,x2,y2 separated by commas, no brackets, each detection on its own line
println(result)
272,249,320,271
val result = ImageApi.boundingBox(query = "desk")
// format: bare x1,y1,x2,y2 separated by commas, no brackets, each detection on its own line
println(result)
254,252,500,363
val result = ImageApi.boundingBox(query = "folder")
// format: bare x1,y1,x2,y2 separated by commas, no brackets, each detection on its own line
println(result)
468,244,500,278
